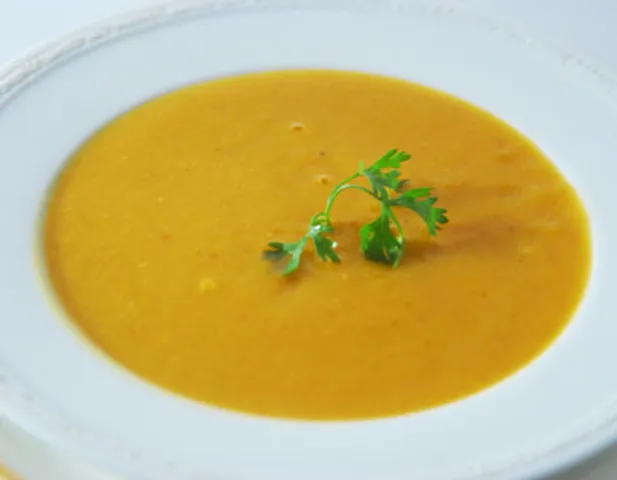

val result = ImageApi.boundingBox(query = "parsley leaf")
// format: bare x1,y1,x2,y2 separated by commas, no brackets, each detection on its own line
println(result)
359,213,404,266
264,149,447,275
263,213,340,276
389,189,449,235
264,239,309,276
364,148,411,172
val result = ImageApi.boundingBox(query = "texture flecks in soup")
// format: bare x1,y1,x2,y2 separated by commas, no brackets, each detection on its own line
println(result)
44,70,591,420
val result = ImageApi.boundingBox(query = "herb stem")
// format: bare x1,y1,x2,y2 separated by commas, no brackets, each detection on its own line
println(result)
387,205,405,268
324,183,378,221
263,149,448,276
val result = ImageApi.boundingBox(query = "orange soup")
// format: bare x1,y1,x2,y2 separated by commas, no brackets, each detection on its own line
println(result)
43,70,591,420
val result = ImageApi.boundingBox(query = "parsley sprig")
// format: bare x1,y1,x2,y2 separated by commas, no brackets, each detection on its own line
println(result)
264,149,448,275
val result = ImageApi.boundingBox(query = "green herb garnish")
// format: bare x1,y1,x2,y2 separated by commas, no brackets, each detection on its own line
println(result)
264,149,448,275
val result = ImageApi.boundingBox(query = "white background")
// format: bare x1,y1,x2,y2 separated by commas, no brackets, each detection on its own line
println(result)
0,0,617,479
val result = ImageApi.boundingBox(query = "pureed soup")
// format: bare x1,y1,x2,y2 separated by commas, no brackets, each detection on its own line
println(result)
43,70,591,420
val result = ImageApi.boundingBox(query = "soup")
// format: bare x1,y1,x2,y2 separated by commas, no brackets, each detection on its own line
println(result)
43,70,591,420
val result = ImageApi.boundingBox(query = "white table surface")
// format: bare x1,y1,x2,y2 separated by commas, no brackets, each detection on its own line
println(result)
1,0,617,478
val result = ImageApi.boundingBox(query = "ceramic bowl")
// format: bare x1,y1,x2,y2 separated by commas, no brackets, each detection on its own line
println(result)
1,1,617,479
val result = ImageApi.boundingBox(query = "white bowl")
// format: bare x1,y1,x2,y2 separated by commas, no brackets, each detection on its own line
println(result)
1,1,617,479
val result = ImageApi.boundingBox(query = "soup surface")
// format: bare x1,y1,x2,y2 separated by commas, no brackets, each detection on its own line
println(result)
44,70,590,420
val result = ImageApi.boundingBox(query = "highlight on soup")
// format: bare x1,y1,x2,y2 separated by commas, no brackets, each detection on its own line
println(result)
43,70,591,420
